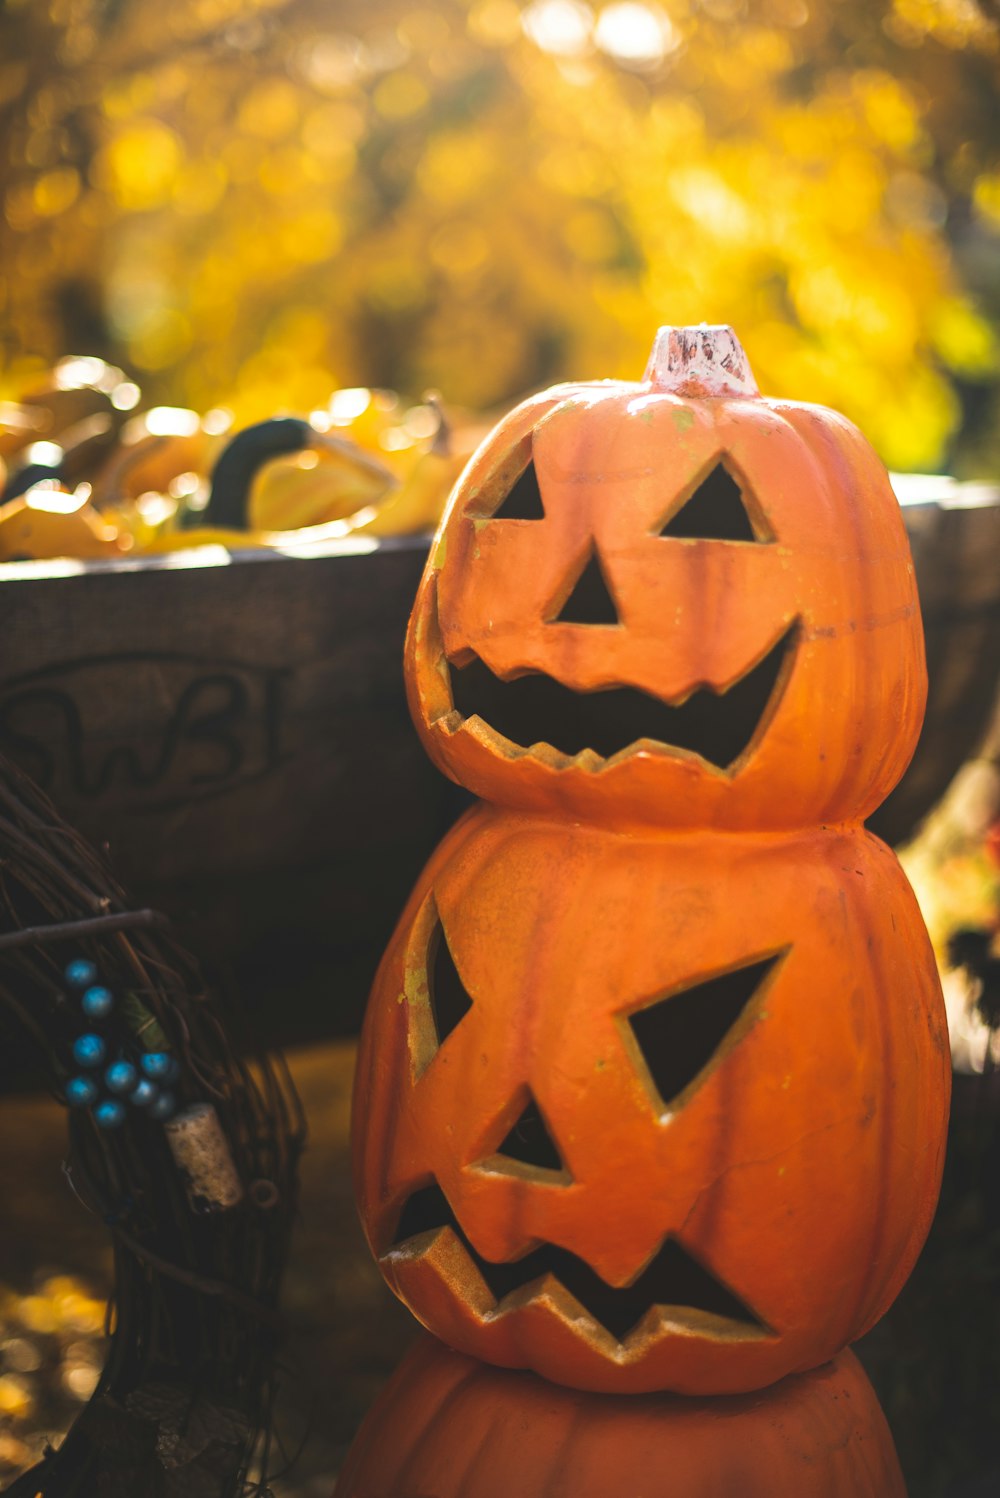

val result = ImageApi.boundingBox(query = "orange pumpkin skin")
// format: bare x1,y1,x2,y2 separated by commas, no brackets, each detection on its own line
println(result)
405,364,926,830
353,806,949,1395
334,1335,906,1498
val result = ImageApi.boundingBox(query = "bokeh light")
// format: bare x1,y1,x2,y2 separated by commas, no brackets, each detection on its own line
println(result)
0,0,997,472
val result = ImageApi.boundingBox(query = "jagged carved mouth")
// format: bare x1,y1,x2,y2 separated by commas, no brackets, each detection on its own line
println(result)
386,1181,768,1345
445,624,796,771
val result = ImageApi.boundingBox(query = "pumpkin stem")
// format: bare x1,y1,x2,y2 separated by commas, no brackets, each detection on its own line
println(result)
644,325,760,399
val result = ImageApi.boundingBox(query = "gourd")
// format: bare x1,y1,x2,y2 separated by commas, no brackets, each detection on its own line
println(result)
0,484,130,561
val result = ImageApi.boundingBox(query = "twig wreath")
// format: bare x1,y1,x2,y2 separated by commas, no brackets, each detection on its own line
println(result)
0,751,305,1496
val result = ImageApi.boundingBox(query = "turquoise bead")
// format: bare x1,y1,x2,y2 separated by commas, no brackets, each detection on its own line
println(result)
141,1052,178,1082
131,1079,158,1107
105,1060,138,1094
82,985,113,1019
65,959,98,989
73,1034,106,1068
66,1076,98,1108
148,1090,177,1121
93,1099,126,1129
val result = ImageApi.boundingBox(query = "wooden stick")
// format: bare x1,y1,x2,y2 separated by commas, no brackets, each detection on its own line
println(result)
0,906,168,951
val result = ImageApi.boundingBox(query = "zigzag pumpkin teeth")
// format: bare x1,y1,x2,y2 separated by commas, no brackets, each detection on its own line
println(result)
386,1181,769,1345
445,624,796,772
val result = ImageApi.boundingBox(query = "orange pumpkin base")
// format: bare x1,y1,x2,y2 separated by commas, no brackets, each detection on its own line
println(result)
334,1335,906,1498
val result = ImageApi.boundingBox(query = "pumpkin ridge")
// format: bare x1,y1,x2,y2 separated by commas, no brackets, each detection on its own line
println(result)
676,1110,865,1242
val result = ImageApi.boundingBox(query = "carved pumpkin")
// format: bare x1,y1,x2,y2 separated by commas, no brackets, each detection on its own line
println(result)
353,806,949,1395
405,326,926,829
334,1335,906,1498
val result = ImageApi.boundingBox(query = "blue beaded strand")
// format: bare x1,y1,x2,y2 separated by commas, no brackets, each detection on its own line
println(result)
62,966,185,1129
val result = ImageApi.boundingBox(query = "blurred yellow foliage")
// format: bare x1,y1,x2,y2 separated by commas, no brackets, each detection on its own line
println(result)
0,0,998,472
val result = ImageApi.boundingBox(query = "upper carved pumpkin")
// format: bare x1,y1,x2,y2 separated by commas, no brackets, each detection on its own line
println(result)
405,326,926,829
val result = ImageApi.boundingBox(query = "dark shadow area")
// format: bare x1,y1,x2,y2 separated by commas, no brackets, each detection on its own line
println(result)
854,1070,1000,1498
494,1092,566,1172
490,459,545,520
428,917,474,1048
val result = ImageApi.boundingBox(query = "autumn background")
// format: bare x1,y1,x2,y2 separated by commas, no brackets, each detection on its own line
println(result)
1,3,1000,1494
1,0,999,478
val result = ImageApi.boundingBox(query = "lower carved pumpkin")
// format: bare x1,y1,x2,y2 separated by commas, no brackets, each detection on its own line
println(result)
334,1335,906,1497
353,807,949,1394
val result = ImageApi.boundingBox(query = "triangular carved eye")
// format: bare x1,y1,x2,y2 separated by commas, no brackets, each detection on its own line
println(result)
428,918,474,1047
658,461,766,542
627,953,784,1111
553,544,620,625
495,1092,566,1173
491,458,545,520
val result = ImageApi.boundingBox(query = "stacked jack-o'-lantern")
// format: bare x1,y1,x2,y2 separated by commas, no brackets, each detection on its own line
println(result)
344,326,949,1488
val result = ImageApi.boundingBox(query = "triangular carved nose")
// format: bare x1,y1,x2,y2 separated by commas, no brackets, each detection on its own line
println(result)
553,544,620,625
495,1092,566,1173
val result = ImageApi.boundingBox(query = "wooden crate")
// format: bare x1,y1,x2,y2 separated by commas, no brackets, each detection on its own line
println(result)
0,535,460,1042
1,484,997,1037
871,482,1000,845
